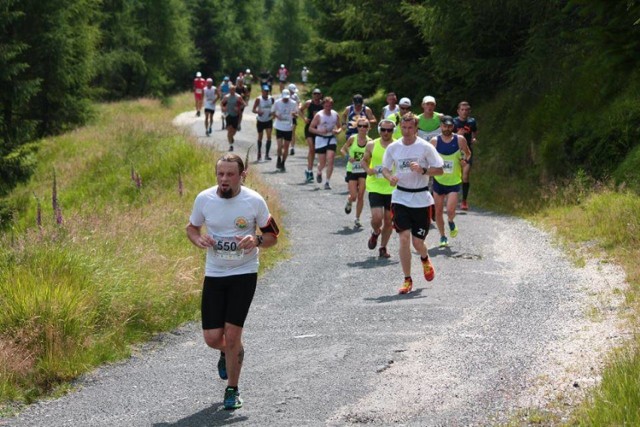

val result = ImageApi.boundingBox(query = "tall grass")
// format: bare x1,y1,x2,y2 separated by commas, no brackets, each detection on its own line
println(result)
0,94,285,407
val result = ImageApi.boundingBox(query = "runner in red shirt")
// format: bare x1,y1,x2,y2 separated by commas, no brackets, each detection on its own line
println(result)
194,71,206,117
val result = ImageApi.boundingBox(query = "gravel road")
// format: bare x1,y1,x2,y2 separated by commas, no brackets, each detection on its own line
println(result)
2,106,628,426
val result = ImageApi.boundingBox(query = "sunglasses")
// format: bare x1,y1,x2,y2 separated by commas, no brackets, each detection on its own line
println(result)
357,124,369,128
400,106,410,110
379,128,394,133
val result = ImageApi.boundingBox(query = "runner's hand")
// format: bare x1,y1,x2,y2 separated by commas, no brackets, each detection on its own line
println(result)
197,235,215,249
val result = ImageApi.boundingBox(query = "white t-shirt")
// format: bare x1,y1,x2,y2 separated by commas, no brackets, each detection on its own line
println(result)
382,137,444,208
313,109,339,149
273,98,298,131
189,186,271,277
382,105,399,119
256,96,274,122
204,86,217,110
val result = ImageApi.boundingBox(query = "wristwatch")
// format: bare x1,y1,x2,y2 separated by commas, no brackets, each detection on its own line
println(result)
422,167,428,175
256,235,264,247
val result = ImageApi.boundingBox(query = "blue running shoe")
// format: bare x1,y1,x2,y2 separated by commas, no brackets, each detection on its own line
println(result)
217,352,228,380
439,236,448,247
223,387,243,410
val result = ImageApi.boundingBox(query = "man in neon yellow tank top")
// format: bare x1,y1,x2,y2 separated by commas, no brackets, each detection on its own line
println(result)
417,95,442,141
430,115,471,248
361,118,397,258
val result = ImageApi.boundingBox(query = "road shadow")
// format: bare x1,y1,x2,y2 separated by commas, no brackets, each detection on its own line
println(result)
153,403,248,426
347,257,399,269
332,226,365,236
364,288,426,303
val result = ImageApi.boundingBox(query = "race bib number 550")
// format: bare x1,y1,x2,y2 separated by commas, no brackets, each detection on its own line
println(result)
211,236,243,260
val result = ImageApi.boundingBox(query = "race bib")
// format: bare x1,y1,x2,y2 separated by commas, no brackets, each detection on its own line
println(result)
374,165,384,178
352,161,363,171
443,160,454,174
195,89,203,94
397,158,418,174
211,236,243,260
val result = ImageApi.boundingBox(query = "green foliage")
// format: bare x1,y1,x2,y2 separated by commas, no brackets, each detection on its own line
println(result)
95,0,197,99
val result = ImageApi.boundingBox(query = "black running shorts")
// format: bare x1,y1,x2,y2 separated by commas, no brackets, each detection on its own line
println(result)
275,129,293,141
201,273,258,329
257,120,273,132
226,115,239,129
391,203,432,240
368,192,392,210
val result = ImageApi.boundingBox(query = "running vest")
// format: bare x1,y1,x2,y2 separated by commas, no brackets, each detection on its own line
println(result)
366,139,394,195
306,101,323,123
256,96,273,122
225,94,239,117
382,105,399,119
418,113,442,140
346,136,370,173
345,105,367,137
434,135,463,186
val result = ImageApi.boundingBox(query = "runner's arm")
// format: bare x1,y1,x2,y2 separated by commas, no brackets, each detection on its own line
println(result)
186,223,214,249
366,107,377,125
362,142,375,174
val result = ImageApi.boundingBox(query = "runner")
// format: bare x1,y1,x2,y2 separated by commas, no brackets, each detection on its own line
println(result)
340,117,371,228
186,153,279,410
361,118,396,258
218,76,231,130
430,115,472,247
287,83,301,156
252,85,274,162
193,71,206,117
381,113,444,294
259,69,273,95
342,94,377,140
417,95,442,141
299,88,324,183
391,97,412,139
271,89,298,172
220,85,246,152
277,64,288,92
453,101,478,211
243,69,254,95
235,78,249,131
381,92,399,120
203,78,218,137
309,96,342,189
300,66,309,88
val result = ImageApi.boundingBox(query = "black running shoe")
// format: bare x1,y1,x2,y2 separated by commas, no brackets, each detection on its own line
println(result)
223,387,242,410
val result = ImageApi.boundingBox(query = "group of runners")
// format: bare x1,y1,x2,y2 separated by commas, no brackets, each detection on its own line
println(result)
189,74,478,410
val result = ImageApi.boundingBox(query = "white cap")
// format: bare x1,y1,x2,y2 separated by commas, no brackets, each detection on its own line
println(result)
422,95,436,104
196,71,202,77
281,89,290,99
399,97,411,107
288,83,297,93
206,78,213,82
280,64,285,68
246,68,250,73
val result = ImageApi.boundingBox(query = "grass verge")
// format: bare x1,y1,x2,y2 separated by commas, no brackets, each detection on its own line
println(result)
471,165,639,425
0,93,287,410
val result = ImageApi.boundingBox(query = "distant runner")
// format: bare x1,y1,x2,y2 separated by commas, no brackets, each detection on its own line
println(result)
382,113,444,294
220,85,246,151
342,94,376,140
340,117,371,228
430,115,471,247
218,76,231,130
203,78,218,137
272,89,298,172
453,101,478,211
252,85,274,162
277,64,288,92
361,119,396,258
310,96,342,189
287,83,301,156
300,88,324,183
193,71,206,117
417,95,442,141
186,153,279,410
381,92,399,120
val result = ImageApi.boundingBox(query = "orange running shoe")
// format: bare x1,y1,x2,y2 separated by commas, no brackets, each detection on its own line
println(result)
422,257,435,281
398,277,413,294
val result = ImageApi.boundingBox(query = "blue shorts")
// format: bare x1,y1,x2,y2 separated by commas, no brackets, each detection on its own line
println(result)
432,180,461,195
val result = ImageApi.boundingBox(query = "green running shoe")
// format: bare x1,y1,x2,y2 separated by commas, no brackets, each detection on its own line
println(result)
449,221,458,238
223,387,243,410
439,236,448,247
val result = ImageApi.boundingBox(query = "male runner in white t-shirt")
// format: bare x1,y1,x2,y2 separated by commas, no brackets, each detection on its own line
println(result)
186,154,279,410
382,113,444,294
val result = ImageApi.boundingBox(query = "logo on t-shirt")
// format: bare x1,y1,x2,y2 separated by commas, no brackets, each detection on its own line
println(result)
235,217,248,229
